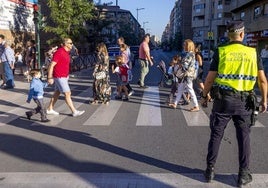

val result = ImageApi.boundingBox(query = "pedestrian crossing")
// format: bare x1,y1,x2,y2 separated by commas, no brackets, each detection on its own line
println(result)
136,86,162,126
0,84,266,128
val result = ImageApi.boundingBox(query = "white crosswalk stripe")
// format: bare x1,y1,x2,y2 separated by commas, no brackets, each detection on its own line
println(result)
136,86,162,126
0,83,266,128
83,100,123,126
179,104,210,126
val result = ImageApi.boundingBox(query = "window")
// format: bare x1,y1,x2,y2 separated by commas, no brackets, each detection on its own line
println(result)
218,12,222,18
218,0,223,9
264,3,268,15
225,0,231,5
240,11,245,19
254,6,262,18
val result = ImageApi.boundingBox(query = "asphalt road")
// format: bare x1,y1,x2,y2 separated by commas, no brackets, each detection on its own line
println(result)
0,49,267,187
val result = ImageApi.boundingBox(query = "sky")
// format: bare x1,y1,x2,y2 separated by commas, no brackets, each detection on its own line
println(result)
100,0,176,39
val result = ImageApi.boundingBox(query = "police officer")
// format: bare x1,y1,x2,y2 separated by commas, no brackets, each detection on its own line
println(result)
201,21,267,187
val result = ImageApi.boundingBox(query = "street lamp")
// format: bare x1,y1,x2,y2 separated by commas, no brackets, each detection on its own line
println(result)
143,21,149,29
136,8,145,22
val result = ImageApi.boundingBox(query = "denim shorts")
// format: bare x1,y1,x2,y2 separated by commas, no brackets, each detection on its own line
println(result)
262,58,268,74
54,77,70,93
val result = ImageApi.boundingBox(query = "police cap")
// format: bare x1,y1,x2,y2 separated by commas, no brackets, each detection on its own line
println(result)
226,21,245,33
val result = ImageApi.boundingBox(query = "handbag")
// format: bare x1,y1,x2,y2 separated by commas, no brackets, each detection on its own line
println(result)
175,67,185,79
95,71,106,80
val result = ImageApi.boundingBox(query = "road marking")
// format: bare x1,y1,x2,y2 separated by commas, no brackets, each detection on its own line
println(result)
179,104,210,126
136,86,162,126
83,100,123,126
31,87,90,126
0,108,25,126
253,121,265,127
179,104,264,127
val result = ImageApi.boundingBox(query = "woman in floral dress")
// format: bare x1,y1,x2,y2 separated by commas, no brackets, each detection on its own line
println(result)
91,42,111,104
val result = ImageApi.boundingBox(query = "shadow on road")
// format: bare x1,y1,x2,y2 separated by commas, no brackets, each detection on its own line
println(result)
0,114,237,187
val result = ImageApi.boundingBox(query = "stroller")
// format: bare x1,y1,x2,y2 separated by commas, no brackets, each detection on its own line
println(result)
157,60,173,87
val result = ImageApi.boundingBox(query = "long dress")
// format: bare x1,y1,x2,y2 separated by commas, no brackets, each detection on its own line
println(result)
92,52,111,103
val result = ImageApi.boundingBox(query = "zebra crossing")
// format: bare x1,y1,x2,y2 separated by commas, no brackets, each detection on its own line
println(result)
0,83,266,128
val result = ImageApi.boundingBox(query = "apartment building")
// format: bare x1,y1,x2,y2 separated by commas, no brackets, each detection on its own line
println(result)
192,0,232,48
92,5,142,46
161,0,193,46
230,0,268,52
191,0,268,49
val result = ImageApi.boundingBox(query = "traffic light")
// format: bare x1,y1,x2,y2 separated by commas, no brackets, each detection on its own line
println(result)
33,4,46,28
33,4,39,24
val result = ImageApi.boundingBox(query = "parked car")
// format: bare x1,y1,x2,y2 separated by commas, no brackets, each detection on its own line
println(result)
202,49,213,61
130,45,139,66
108,46,120,65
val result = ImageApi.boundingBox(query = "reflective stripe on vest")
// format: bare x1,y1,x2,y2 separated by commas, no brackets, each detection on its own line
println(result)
215,44,258,91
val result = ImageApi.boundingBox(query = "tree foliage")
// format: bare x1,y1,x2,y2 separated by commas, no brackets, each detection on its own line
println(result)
45,0,94,42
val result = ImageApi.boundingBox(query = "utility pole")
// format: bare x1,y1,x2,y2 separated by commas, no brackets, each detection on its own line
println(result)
33,2,41,69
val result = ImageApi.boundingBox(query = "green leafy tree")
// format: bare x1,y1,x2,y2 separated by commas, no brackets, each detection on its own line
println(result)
45,0,94,42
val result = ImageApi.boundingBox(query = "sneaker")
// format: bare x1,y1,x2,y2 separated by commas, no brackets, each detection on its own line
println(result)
41,119,50,123
204,165,215,183
46,109,59,115
237,168,252,187
72,110,85,117
128,90,134,96
25,112,32,120
140,85,148,89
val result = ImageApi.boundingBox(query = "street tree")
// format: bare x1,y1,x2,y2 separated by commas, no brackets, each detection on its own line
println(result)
44,0,94,43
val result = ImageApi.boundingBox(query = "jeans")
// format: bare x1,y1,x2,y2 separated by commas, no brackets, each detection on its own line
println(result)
3,61,14,88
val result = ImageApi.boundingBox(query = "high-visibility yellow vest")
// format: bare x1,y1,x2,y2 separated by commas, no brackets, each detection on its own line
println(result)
215,43,258,91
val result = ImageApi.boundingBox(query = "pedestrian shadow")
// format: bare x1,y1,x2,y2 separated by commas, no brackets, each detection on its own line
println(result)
1,116,237,187
0,133,175,187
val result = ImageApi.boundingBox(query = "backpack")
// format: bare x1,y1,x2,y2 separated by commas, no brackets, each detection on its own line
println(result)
119,64,129,82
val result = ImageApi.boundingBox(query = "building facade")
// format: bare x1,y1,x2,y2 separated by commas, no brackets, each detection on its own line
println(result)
161,0,193,48
230,0,268,53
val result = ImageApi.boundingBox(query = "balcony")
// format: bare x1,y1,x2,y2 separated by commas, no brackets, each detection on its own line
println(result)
192,19,205,28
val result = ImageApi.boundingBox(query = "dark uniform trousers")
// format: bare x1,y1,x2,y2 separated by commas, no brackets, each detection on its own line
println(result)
207,91,251,169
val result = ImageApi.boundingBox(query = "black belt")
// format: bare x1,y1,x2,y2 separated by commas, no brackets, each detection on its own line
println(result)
219,88,251,96
139,58,147,61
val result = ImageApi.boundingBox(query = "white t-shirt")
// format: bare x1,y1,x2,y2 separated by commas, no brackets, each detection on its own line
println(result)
261,48,268,58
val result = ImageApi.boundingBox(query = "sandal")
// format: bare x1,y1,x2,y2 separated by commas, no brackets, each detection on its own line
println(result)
169,103,177,109
190,106,200,112
91,100,98,105
102,100,110,105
